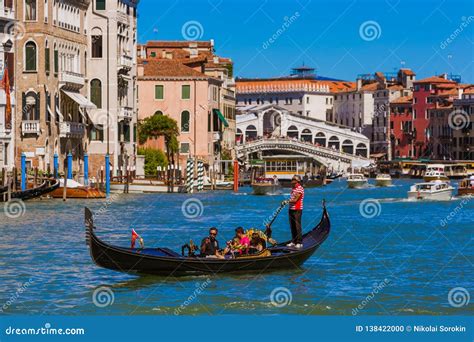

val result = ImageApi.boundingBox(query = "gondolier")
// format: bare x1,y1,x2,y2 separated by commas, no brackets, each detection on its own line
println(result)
287,175,304,248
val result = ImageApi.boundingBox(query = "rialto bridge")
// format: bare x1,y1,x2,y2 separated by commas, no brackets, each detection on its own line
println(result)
236,104,372,172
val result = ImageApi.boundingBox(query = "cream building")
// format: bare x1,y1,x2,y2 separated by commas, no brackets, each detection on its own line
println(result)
0,0,15,170
86,0,139,177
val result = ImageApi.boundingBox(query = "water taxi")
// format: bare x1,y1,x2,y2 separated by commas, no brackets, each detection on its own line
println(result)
457,176,474,197
375,173,392,187
251,177,281,195
407,181,454,201
346,174,368,188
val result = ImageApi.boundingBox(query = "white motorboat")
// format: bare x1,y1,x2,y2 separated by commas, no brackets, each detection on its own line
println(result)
375,173,392,187
423,170,449,182
346,174,368,189
407,181,454,201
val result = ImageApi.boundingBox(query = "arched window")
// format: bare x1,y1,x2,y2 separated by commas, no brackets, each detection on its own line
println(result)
301,129,312,142
245,125,257,141
287,125,299,139
91,28,103,58
25,41,37,71
342,139,354,154
181,110,190,132
25,0,37,20
314,132,326,147
90,79,102,108
328,136,340,150
22,91,39,120
154,110,163,116
356,143,368,158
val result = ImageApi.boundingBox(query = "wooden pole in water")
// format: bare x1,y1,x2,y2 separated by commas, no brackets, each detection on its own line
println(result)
34,167,38,187
7,175,11,202
233,159,239,193
63,166,67,202
12,167,17,191
1,167,4,187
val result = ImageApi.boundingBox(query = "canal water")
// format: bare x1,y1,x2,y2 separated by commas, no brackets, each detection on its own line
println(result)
0,179,472,315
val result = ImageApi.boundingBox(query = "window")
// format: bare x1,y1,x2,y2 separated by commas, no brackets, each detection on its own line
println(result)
25,0,37,20
180,142,190,154
24,41,37,71
53,47,58,75
90,79,102,108
45,45,50,73
150,51,156,57
181,110,190,132
90,125,104,141
154,110,163,116
92,35,102,58
95,0,105,10
155,85,164,100
123,123,130,142
44,0,48,22
22,92,39,120
182,85,190,99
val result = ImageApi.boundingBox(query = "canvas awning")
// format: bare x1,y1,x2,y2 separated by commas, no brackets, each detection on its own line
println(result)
62,90,97,110
213,108,229,128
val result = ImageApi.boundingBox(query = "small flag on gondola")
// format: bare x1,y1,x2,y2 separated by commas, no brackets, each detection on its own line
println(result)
131,229,143,249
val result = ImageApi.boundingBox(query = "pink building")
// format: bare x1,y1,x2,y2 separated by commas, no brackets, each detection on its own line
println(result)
137,59,227,171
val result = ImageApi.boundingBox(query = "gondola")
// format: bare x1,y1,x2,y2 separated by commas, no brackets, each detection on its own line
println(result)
84,203,331,276
0,179,60,202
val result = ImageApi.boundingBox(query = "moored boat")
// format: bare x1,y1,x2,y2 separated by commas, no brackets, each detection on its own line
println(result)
0,178,59,202
50,179,105,199
375,173,392,187
346,174,368,188
84,203,331,276
407,181,454,201
252,178,281,195
423,170,449,182
457,176,474,197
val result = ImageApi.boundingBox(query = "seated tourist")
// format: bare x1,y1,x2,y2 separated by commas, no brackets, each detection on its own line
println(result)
200,227,220,257
224,227,250,256
249,233,265,254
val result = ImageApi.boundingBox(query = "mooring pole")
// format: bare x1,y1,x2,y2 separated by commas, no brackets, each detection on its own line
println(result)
83,154,89,186
53,153,58,179
67,153,73,180
21,153,26,191
105,154,110,196
233,159,239,193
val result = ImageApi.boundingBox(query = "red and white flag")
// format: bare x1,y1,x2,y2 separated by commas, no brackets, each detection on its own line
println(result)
131,229,140,249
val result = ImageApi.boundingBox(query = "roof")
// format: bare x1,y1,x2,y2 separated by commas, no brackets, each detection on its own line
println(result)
464,86,474,94
391,96,413,104
414,76,456,84
400,68,415,76
236,79,355,93
145,41,213,48
140,59,208,79
360,82,379,91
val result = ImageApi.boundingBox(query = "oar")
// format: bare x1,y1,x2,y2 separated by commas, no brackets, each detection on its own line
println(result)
264,199,289,238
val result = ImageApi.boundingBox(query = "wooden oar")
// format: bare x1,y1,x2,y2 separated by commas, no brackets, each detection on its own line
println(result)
264,200,289,238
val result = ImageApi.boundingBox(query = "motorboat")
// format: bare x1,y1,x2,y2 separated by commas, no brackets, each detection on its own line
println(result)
346,174,368,189
407,181,454,201
375,173,392,187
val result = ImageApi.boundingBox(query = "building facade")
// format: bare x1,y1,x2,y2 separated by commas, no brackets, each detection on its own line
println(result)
86,0,139,177
453,87,474,160
389,96,414,159
0,0,15,170
15,0,92,177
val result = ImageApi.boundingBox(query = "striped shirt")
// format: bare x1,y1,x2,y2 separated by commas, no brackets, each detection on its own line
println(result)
289,183,304,210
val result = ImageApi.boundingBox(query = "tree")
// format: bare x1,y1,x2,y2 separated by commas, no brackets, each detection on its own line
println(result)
138,115,179,189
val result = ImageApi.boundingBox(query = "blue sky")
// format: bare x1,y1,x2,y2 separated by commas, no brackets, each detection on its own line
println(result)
137,0,474,83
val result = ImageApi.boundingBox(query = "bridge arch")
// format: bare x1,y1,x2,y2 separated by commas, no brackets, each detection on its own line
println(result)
301,129,312,143
314,132,326,147
287,125,299,139
245,125,257,141
328,136,340,150
262,110,281,136
342,139,354,155
356,143,368,157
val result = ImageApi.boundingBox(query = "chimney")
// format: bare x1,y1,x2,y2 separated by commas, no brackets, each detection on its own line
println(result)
356,78,362,91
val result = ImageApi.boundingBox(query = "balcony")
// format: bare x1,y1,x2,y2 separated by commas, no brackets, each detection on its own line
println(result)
59,121,85,138
0,7,15,21
59,71,85,87
118,106,133,120
22,121,41,135
116,11,129,25
118,55,133,71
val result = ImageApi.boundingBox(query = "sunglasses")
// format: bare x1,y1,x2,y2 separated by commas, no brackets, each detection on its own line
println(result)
210,232,217,236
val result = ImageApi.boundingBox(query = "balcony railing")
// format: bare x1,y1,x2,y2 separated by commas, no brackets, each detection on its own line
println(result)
59,71,85,87
0,7,15,20
118,106,133,120
118,55,133,70
22,121,41,135
59,121,85,137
